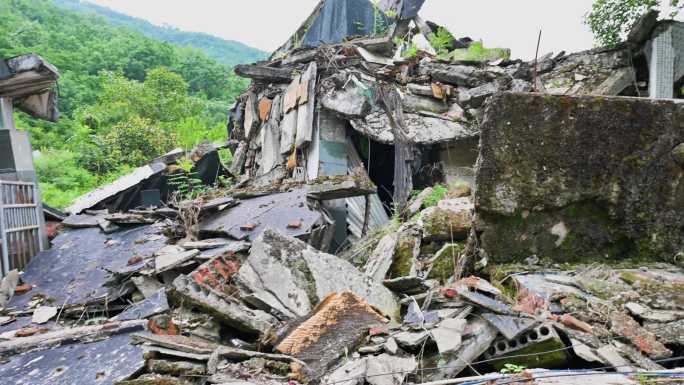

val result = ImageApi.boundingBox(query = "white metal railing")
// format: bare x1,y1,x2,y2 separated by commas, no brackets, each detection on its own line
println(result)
0,180,44,277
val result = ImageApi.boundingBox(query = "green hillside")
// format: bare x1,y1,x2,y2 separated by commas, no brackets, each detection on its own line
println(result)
0,0,250,208
54,0,268,66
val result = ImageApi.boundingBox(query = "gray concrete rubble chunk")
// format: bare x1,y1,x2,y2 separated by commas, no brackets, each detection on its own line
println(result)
364,233,398,283
383,276,429,294
324,354,417,385
155,249,200,274
31,306,57,324
625,302,683,323
236,228,397,319
430,318,466,354
62,214,102,228
406,187,433,218
181,238,235,250
393,330,430,349
596,345,636,373
351,111,477,145
320,81,372,118
383,337,399,354
428,318,498,380
113,289,169,321
131,276,165,299
0,270,19,308
481,313,537,340
455,287,513,315
173,274,277,336
571,339,604,364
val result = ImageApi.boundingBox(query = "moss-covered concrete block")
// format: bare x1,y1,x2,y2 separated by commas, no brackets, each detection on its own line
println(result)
420,198,472,242
475,92,684,263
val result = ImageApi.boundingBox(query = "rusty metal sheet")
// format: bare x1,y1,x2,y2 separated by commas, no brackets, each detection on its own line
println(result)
296,80,309,105
258,98,273,122
0,327,145,385
199,190,322,241
8,226,168,310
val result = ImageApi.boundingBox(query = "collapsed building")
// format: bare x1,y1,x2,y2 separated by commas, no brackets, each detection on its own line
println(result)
0,2,683,385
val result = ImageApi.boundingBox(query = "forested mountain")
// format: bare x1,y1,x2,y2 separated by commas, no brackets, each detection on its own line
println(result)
0,0,250,208
53,0,267,66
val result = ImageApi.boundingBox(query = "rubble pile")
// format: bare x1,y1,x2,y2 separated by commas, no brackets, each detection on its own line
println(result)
1,1,684,385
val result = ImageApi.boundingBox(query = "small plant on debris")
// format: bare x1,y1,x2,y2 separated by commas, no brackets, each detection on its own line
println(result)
168,158,208,201
422,184,448,208
429,27,455,58
500,363,527,374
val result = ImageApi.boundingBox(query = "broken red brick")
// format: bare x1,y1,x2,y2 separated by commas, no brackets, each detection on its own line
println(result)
240,223,257,231
610,311,672,359
15,327,48,337
560,314,593,334
368,326,389,336
148,319,164,335
14,284,33,294
442,288,458,298
513,290,548,315
287,221,303,229
127,256,144,266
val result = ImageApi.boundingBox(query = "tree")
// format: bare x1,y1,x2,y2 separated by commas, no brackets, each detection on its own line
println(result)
586,0,683,47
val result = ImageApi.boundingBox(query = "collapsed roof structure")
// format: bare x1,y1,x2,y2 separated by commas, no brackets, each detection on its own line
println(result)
1,2,684,385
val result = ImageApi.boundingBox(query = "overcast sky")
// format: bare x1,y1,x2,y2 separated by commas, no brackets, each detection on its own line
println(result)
90,0,603,60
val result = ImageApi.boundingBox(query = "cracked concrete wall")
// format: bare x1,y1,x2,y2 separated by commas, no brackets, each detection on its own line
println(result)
474,92,684,263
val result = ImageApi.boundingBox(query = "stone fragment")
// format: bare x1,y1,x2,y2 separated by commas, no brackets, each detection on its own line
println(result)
181,238,234,250
455,276,502,296
625,302,683,323
455,287,513,315
429,318,497,380
323,354,417,385
596,345,636,373
419,198,472,242
430,318,466,354
173,275,277,337
276,291,387,380
405,187,434,218
155,249,200,274
383,337,399,354
481,313,537,340
364,233,398,283
0,270,19,307
62,214,101,228
31,306,57,324
147,359,206,376
236,229,397,320
643,319,684,346
609,312,672,360
393,330,430,350
131,276,165,299
98,219,121,234
571,339,603,363
382,276,429,294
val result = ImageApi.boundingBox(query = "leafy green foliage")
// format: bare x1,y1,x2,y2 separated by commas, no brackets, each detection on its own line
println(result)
1,0,249,208
422,184,448,209
401,42,419,59
429,27,455,56
449,41,511,62
585,0,682,47
500,363,527,374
